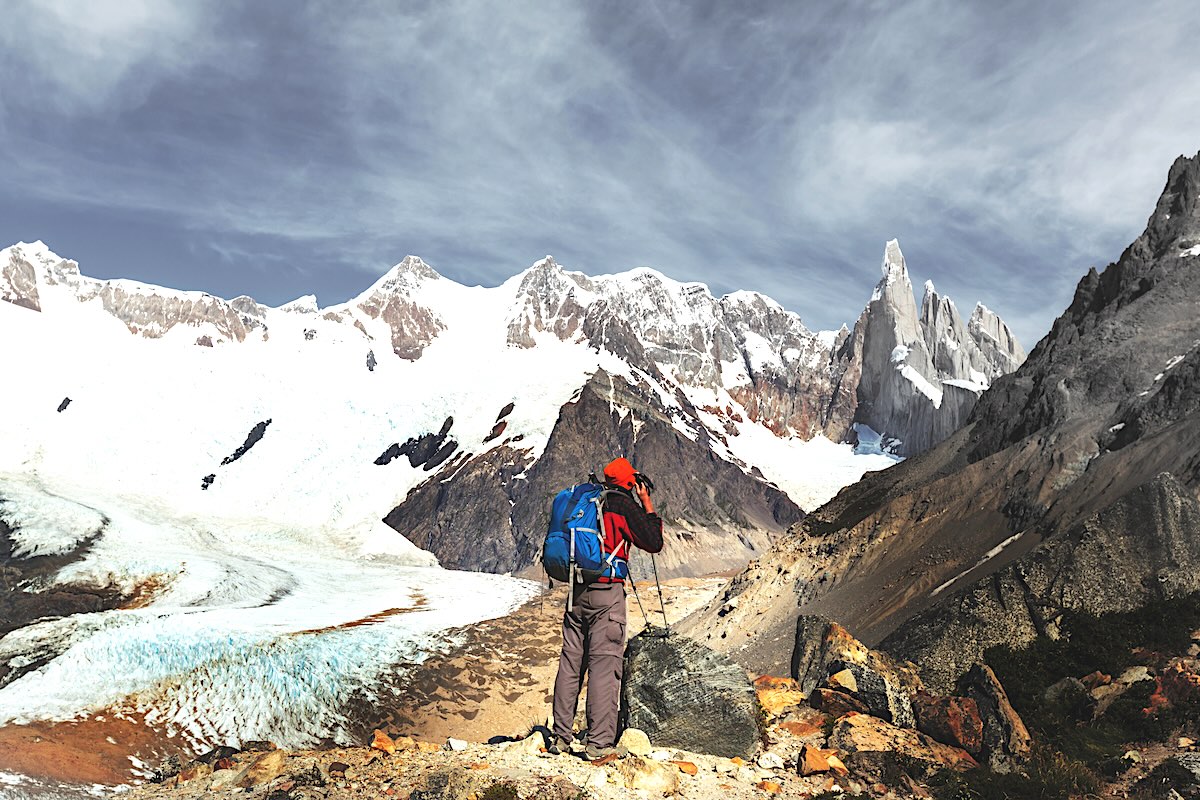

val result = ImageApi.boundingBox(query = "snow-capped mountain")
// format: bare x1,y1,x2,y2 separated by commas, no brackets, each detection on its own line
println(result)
0,236,1020,751
0,240,1024,575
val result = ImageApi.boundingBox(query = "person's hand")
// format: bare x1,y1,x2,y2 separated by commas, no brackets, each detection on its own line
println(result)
636,483,654,513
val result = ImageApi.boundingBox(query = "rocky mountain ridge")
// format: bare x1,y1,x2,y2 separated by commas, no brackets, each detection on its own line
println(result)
1,237,1022,577
681,150,1200,685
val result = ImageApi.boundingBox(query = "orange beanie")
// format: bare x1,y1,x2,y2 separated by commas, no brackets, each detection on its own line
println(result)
603,457,637,489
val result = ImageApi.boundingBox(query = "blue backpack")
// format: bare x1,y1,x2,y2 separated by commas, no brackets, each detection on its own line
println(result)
543,482,629,585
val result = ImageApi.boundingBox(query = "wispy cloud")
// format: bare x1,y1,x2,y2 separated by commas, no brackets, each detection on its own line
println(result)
0,0,1198,347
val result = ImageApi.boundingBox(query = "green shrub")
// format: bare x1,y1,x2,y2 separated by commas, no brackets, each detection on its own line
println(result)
974,591,1200,771
928,744,1099,800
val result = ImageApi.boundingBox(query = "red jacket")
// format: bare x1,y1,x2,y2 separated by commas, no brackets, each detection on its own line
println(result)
597,485,663,584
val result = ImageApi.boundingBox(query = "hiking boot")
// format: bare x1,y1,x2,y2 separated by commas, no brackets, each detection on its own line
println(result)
546,734,573,755
581,743,622,761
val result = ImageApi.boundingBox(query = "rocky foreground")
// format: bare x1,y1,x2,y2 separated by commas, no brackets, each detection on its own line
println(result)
122,616,1200,800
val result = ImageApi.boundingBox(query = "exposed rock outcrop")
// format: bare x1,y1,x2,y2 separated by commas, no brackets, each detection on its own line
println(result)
958,664,1031,773
620,629,762,759
848,241,1025,456
219,420,273,467
1,244,41,311
791,617,924,728
881,472,1200,692
354,255,446,360
385,371,802,576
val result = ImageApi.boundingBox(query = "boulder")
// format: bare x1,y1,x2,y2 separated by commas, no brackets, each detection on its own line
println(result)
235,750,287,788
754,675,806,718
830,712,977,778
617,756,680,795
793,616,923,727
798,745,835,776
621,630,761,759
371,729,396,754
758,752,786,770
617,728,653,756
500,732,545,757
960,663,1031,772
912,692,984,757
810,688,870,718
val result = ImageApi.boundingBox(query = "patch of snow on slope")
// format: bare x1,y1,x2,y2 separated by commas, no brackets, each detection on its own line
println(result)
943,378,986,394
743,330,784,374
679,386,900,511
816,329,841,349
1184,244,1200,257
931,531,1025,597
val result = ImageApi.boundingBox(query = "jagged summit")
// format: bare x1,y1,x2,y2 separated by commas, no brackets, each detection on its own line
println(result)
881,239,908,280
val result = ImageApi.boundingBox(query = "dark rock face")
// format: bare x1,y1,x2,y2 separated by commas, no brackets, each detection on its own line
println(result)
882,472,1200,692
685,151,1200,686
969,151,1200,462
958,664,1031,773
201,474,216,490
791,616,923,729
57,397,71,412
221,420,273,466
384,372,802,577
379,417,459,471
620,630,761,759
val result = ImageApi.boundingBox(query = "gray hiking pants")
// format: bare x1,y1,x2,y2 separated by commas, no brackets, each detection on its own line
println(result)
552,582,627,748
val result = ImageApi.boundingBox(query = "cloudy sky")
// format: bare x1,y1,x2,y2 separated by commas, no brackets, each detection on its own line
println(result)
2,0,1198,347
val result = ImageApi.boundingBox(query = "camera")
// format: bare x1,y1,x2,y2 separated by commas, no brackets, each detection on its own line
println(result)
634,472,655,493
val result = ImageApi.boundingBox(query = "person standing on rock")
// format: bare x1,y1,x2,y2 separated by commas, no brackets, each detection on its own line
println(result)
550,456,663,760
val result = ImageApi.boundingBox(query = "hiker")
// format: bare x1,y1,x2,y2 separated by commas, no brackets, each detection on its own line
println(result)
549,457,663,760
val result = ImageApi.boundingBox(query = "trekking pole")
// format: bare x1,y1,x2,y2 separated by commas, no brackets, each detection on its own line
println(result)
650,553,669,631
625,555,652,632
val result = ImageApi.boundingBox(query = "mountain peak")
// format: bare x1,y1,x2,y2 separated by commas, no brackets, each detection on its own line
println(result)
1144,149,1200,260
882,239,907,282
355,255,442,303
278,294,319,314
11,240,59,261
